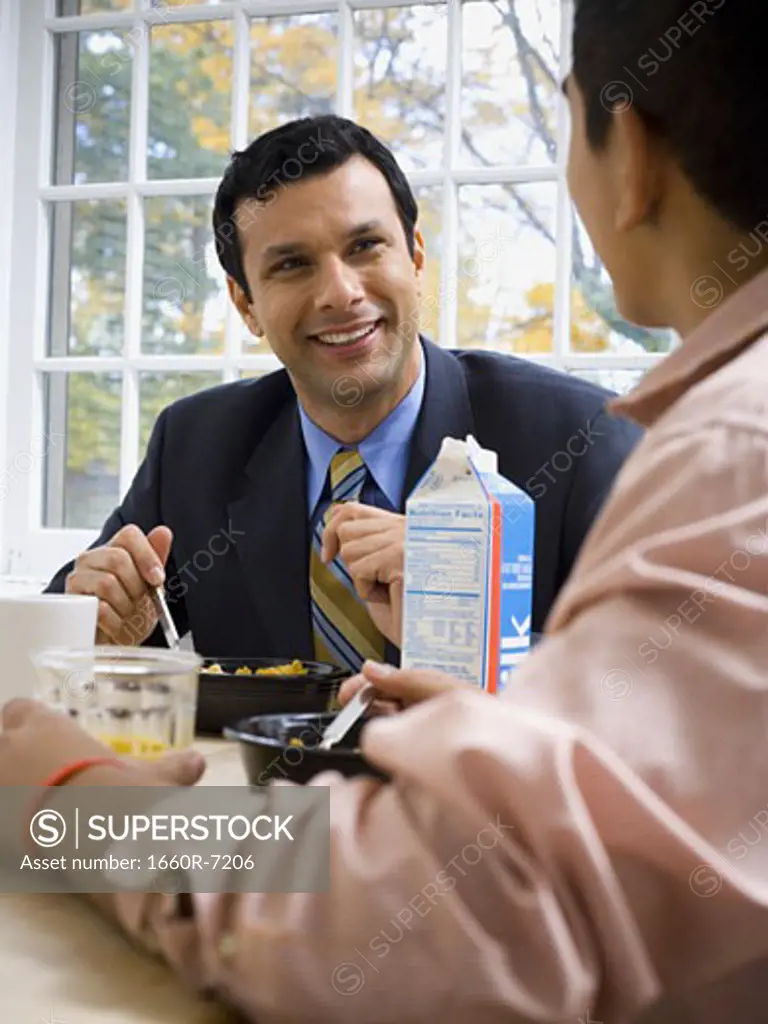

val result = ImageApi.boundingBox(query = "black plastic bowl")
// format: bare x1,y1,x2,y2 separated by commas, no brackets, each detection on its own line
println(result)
224,711,389,786
196,657,349,736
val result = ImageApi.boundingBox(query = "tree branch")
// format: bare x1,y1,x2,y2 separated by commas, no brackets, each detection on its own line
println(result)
491,0,557,161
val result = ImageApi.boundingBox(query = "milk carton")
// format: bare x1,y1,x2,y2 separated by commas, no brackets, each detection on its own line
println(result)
401,436,535,694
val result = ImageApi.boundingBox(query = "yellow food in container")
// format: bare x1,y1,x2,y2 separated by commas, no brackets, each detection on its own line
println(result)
205,660,308,677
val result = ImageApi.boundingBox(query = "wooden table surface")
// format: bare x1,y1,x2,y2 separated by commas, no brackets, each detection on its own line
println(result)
0,738,246,1023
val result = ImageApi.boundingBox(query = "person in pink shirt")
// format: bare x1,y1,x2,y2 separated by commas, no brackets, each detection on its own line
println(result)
1,0,768,1021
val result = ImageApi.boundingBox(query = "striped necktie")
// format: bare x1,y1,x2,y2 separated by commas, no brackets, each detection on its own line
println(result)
310,449,387,673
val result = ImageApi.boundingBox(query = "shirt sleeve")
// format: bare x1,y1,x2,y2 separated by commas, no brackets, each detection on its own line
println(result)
98,421,768,1024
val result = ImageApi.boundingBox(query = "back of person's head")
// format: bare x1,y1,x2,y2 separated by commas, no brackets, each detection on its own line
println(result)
572,0,766,232
212,115,418,300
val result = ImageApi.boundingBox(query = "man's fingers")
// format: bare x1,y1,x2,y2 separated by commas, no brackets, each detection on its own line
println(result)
95,599,131,643
329,502,383,524
73,546,146,604
110,524,167,587
354,578,376,600
321,519,341,564
334,521,403,557
336,518,398,542
338,532,399,564
328,506,402,545
325,507,404,567
148,525,173,572
357,579,389,603
67,567,135,621
322,515,391,564
390,577,404,648
347,549,403,588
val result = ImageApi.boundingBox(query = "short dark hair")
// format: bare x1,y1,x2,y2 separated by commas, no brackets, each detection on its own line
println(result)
572,1,767,232
212,115,418,300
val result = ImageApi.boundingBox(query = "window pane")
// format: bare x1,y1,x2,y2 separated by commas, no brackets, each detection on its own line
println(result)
43,373,121,530
139,373,222,453
249,14,337,138
457,182,557,352
48,200,127,357
353,7,447,172
142,197,227,355
461,0,560,167
571,212,676,354
569,368,648,397
413,184,443,343
56,1,133,12
53,30,132,185
148,21,233,180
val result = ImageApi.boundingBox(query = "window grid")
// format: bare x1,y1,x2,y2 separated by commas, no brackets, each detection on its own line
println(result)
2,0,666,578
120,16,149,492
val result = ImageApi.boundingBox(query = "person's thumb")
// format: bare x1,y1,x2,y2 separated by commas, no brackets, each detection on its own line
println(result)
337,674,365,706
147,525,173,570
336,674,401,717
146,749,206,786
361,662,466,705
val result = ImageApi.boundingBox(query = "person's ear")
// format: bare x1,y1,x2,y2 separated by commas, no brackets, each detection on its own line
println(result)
227,277,263,337
610,106,665,233
413,228,426,278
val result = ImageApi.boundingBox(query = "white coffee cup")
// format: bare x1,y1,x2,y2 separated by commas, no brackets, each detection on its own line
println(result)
0,593,98,705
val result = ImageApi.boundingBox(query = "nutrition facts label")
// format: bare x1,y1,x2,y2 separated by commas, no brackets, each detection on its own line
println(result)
403,518,490,682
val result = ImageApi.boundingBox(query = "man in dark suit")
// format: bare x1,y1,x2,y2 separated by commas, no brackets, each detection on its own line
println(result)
45,115,641,669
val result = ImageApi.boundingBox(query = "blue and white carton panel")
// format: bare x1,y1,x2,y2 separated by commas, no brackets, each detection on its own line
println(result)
401,436,535,694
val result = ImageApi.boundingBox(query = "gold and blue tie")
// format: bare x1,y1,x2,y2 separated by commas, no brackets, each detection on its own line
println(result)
310,449,387,673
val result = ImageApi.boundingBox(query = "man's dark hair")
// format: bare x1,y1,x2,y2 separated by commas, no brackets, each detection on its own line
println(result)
572,1,766,232
212,115,418,300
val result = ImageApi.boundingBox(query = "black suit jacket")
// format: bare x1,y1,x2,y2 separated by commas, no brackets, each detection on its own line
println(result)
46,340,642,662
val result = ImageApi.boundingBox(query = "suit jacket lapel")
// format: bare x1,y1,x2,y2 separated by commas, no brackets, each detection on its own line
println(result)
226,399,315,660
401,338,477,508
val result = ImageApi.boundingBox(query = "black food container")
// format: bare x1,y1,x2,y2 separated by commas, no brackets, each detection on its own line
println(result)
196,657,349,735
224,710,388,785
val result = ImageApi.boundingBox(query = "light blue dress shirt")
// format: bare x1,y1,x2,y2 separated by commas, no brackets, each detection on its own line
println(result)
298,348,426,529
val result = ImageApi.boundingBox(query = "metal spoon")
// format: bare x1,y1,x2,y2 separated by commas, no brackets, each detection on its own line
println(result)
153,586,181,650
318,682,376,750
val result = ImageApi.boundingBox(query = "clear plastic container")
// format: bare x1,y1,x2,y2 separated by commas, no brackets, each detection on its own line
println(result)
32,646,202,758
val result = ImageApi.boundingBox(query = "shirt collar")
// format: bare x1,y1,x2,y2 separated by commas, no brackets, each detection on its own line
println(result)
612,265,768,428
299,345,426,515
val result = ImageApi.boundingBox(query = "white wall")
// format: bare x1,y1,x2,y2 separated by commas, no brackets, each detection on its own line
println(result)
0,0,20,575
0,3,49,591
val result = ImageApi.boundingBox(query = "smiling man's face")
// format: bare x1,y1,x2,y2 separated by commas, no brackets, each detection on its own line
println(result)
229,156,425,427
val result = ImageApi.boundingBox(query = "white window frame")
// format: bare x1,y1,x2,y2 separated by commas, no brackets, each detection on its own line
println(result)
0,0,21,578
1,0,665,585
